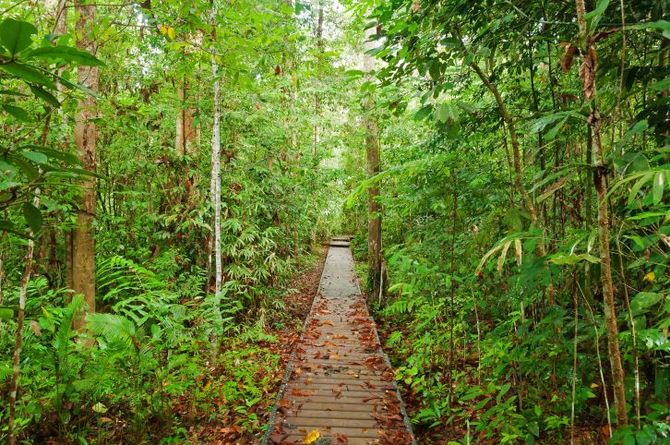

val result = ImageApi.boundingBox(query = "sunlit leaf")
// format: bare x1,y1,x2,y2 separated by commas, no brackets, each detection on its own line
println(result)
0,19,37,55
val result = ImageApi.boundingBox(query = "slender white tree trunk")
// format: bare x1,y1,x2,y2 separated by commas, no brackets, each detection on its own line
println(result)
209,3,222,302
211,56,222,298
207,4,224,360
7,195,39,445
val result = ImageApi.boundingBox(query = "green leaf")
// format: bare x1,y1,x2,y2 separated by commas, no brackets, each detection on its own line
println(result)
21,149,48,164
626,211,669,221
27,46,104,66
0,308,13,320
0,19,37,55
428,61,441,81
0,89,28,96
629,20,670,40
435,102,457,124
29,85,60,108
631,292,661,312
23,146,79,165
92,402,108,413
584,0,610,30
57,75,100,98
635,430,654,445
627,172,653,204
2,104,30,121
22,202,42,232
0,62,56,89
549,253,600,266
545,117,568,140
344,69,364,80
652,172,665,205
413,105,432,121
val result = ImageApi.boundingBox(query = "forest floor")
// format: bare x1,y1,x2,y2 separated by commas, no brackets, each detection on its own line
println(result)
196,246,328,444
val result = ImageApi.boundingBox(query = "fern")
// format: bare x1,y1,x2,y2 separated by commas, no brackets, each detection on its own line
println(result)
87,313,137,351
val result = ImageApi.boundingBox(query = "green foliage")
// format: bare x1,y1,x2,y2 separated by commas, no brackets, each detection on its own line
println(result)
0,1,348,442
339,0,670,442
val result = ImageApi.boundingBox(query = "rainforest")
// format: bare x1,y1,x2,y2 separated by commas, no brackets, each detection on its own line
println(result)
0,0,668,444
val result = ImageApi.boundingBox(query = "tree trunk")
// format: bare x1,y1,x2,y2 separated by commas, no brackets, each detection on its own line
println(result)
0,210,6,305
72,0,99,329
211,57,222,299
209,3,222,302
7,197,38,445
176,77,195,157
469,62,537,224
363,28,382,298
365,116,382,297
313,0,324,159
469,61,553,304
574,0,628,427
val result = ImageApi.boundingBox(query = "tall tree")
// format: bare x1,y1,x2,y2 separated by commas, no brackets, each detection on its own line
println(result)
574,0,628,427
72,0,99,327
210,4,222,304
363,25,382,299
175,77,196,157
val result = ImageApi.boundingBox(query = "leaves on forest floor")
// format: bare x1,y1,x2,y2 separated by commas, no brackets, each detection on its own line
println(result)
290,388,314,397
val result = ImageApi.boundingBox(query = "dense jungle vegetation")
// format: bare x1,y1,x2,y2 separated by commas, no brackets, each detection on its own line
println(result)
0,0,668,444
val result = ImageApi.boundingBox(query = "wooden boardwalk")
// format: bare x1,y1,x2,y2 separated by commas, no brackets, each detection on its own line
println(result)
264,238,415,445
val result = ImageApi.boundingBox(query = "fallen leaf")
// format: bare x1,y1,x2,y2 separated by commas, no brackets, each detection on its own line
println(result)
303,429,320,444
291,388,314,397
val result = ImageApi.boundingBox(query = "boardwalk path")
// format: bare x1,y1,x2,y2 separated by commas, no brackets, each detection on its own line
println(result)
264,238,415,445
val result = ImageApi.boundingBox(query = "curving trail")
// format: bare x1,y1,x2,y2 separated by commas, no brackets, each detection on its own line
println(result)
264,238,415,445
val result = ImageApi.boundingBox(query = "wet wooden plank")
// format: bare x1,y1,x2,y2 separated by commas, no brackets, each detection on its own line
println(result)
264,244,414,445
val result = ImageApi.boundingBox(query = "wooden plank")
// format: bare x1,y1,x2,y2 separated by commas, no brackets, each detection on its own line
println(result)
282,409,376,420
283,417,378,428
278,425,384,438
270,435,380,445
281,395,390,404
285,401,382,412
264,244,414,445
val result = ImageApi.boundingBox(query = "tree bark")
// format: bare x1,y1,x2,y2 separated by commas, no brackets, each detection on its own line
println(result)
7,197,38,445
469,62,537,224
313,0,324,159
73,0,99,329
0,210,6,306
469,61,553,304
363,27,382,298
574,0,628,427
211,57,222,299
176,77,195,157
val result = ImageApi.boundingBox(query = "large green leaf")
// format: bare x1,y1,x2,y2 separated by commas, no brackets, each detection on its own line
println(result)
21,149,49,164
631,292,662,312
549,253,600,266
29,84,60,108
27,46,104,66
652,172,665,205
630,20,670,40
435,102,457,124
584,0,610,30
22,201,42,233
0,19,37,55
2,103,30,121
0,62,56,89
0,307,15,320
